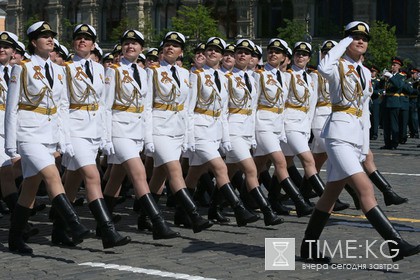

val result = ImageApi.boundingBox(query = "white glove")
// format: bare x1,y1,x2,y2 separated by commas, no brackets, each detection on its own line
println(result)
181,143,188,153
221,141,232,152
5,148,18,158
102,142,115,156
145,142,155,153
251,140,257,152
188,143,196,152
383,71,393,79
65,143,75,157
342,36,354,46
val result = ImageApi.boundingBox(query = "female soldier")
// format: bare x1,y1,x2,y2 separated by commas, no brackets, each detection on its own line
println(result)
61,24,130,249
252,38,313,217
300,21,420,263
147,31,212,233
102,29,179,240
223,39,283,226
184,37,259,226
220,43,235,73
5,21,90,253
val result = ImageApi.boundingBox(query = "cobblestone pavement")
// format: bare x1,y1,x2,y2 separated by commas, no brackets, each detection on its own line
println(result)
1,134,420,279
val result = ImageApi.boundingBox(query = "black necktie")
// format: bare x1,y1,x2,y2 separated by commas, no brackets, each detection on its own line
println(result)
276,70,282,86
302,72,308,84
244,72,252,92
3,67,9,85
356,65,365,89
214,70,221,91
85,60,93,83
170,66,180,87
45,63,53,88
131,64,142,89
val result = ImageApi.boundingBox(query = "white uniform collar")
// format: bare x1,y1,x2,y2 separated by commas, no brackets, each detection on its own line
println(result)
31,54,52,68
264,63,279,74
72,54,92,66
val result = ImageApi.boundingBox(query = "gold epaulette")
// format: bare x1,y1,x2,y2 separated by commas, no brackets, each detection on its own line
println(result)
399,72,407,77
255,68,265,74
64,61,73,66
193,68,204,74
19,59,31,65
311,69,319,74
286,69,293,73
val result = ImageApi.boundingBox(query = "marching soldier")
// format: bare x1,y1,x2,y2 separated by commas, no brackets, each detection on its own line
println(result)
300,21,420,263
252,38,313,217
102,29,179,240
147,31,213,233
184,37,260,226
223,38,283,226
5,21,90,253
61,24,130,249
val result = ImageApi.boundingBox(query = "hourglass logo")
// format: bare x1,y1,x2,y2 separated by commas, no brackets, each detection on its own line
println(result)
265,238,295,270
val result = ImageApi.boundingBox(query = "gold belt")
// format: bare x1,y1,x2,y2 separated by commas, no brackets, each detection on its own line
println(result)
112,104,144,113
316,101,331,107
194,107,221,117
228,108,252,115
385,93,400,97
285,102,309,113
332,105,363,118
69,103,99,111
0,104,5,111
153,102,184,112
18,104,57,115
257,104,283,114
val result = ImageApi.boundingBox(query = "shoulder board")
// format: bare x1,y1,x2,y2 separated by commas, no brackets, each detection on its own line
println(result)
311,69,319,74
63,61,74,66
193,68,204,74
149,64,160,69
286,69,293,73
339,58,345,62
398,72,407,77
225,72,233,78
255,69,265,74
19,59,31,65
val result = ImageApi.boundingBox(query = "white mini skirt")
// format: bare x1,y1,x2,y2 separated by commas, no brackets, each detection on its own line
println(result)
18,142,57,178
254,131,282,157
63,137,101,171
225,135,252,164
311,128,326,154
153,135,183,167
189,139,222,166
325,138,364,182
281,131,311,156
108,137,144,164
0,135,12,167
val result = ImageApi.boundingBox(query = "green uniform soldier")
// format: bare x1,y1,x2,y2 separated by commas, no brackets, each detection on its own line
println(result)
380,57,404,150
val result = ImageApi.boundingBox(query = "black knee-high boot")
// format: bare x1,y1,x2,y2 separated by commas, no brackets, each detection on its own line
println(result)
249,187,284,226
52,193,91,243
8,204,33,254
280,178,313,217
89,198,131,248
287,165,303,187
369,171,408,206
50,205,76,247
4,192,39,241
308,174,350,211
268,176,290,215
300,208,331,263
137,193,162,231
219,183,259,227
140,193,180,239
259,170,272,192
208,187,230,223
174,188,213,233
365,206,420,262
193,173,214,207
96,195,122,237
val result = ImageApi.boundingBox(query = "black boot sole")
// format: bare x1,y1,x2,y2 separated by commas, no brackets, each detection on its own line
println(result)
103,236,131,249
